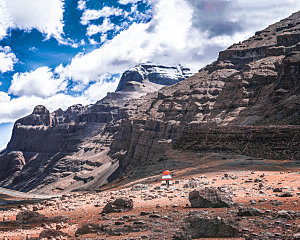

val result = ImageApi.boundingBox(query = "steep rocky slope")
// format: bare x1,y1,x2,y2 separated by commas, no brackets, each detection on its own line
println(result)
0,64,193,193
109,11,300,174
1,11,300,193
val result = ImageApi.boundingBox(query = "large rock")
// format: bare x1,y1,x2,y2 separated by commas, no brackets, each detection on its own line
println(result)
189,188,233,208
75,223,104,235
279,191,294,197
16,210,48,222
185,214,239,238
102,198,133,213
39,229,70,239
237,207,263,216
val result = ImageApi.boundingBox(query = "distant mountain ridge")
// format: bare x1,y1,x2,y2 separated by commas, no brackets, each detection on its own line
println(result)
0,63,193,193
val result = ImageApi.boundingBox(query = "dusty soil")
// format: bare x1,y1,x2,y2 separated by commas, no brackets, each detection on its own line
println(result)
0,167,299,240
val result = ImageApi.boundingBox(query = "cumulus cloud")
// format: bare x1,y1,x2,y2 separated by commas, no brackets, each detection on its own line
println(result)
186,0,242,37
0,46,17,73
77,0,86,11
0,94,88,123
0,0,64,40
84,74,119,102
59,0,215,84
186,0,300,37
118,0,144,4
81,7,124,25
0,71,119,123
9,67,67,98
0,91,10,102
87,19,116,36
57,0,300,87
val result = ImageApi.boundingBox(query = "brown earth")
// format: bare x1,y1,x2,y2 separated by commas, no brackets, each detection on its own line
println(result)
0,158,299,239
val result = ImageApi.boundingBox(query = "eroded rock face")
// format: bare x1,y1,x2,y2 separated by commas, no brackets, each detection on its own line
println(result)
108,11,300,172
0,151,25,181
102,198,133,213
189,188,233,208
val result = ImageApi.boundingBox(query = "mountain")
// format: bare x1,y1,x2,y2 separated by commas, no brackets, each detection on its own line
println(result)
1,11,300,193
0,64,193,193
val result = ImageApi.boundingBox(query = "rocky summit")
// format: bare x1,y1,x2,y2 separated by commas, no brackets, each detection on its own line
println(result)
0,12,300,194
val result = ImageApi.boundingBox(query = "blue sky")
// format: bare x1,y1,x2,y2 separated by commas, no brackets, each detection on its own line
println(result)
0,0,300,149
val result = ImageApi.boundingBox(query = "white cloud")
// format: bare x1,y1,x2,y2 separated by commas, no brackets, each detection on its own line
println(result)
81,7,124,25
0,0,64,40
0,73,119,123
0,94,88,123
77,0,86,11
9,67,67,98
118,0,143,4
87,19,116,36
60,0,206,83
84,74,119,102
0,46,17,73
0,91,10,102
57,0,300,86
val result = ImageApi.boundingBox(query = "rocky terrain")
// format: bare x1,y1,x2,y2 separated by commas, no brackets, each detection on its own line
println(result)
0,9,300,239
1,10,300,194
0,169,299,239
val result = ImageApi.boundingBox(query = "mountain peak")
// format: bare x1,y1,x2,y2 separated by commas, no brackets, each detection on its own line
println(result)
116,63,194,92
32,105,49,115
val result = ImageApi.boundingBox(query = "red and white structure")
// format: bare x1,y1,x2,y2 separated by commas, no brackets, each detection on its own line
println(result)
161,170,173,189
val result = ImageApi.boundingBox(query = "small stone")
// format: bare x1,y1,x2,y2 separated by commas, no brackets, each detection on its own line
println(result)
115,221,124,225
149,214,160,218
279,191,293,197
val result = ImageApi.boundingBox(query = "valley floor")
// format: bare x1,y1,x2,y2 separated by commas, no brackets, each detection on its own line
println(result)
0,165,299,239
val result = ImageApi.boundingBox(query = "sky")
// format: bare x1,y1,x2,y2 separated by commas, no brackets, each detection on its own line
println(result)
0,0,300,149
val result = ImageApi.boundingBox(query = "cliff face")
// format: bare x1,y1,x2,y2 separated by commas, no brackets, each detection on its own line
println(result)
109,11,300,172
1,12,300,193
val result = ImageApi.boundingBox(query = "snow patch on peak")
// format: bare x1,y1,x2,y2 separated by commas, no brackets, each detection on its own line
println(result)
116,63,194,92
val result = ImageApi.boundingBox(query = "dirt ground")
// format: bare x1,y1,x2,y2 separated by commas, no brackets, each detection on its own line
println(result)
0,166,299,240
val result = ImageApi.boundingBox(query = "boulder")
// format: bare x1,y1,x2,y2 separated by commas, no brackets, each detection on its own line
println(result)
102,198,133,213
75,223,103,235
189,187,233,208
237,207,263,216
16,210,48,222
39,229,70,239
185,215,239,238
